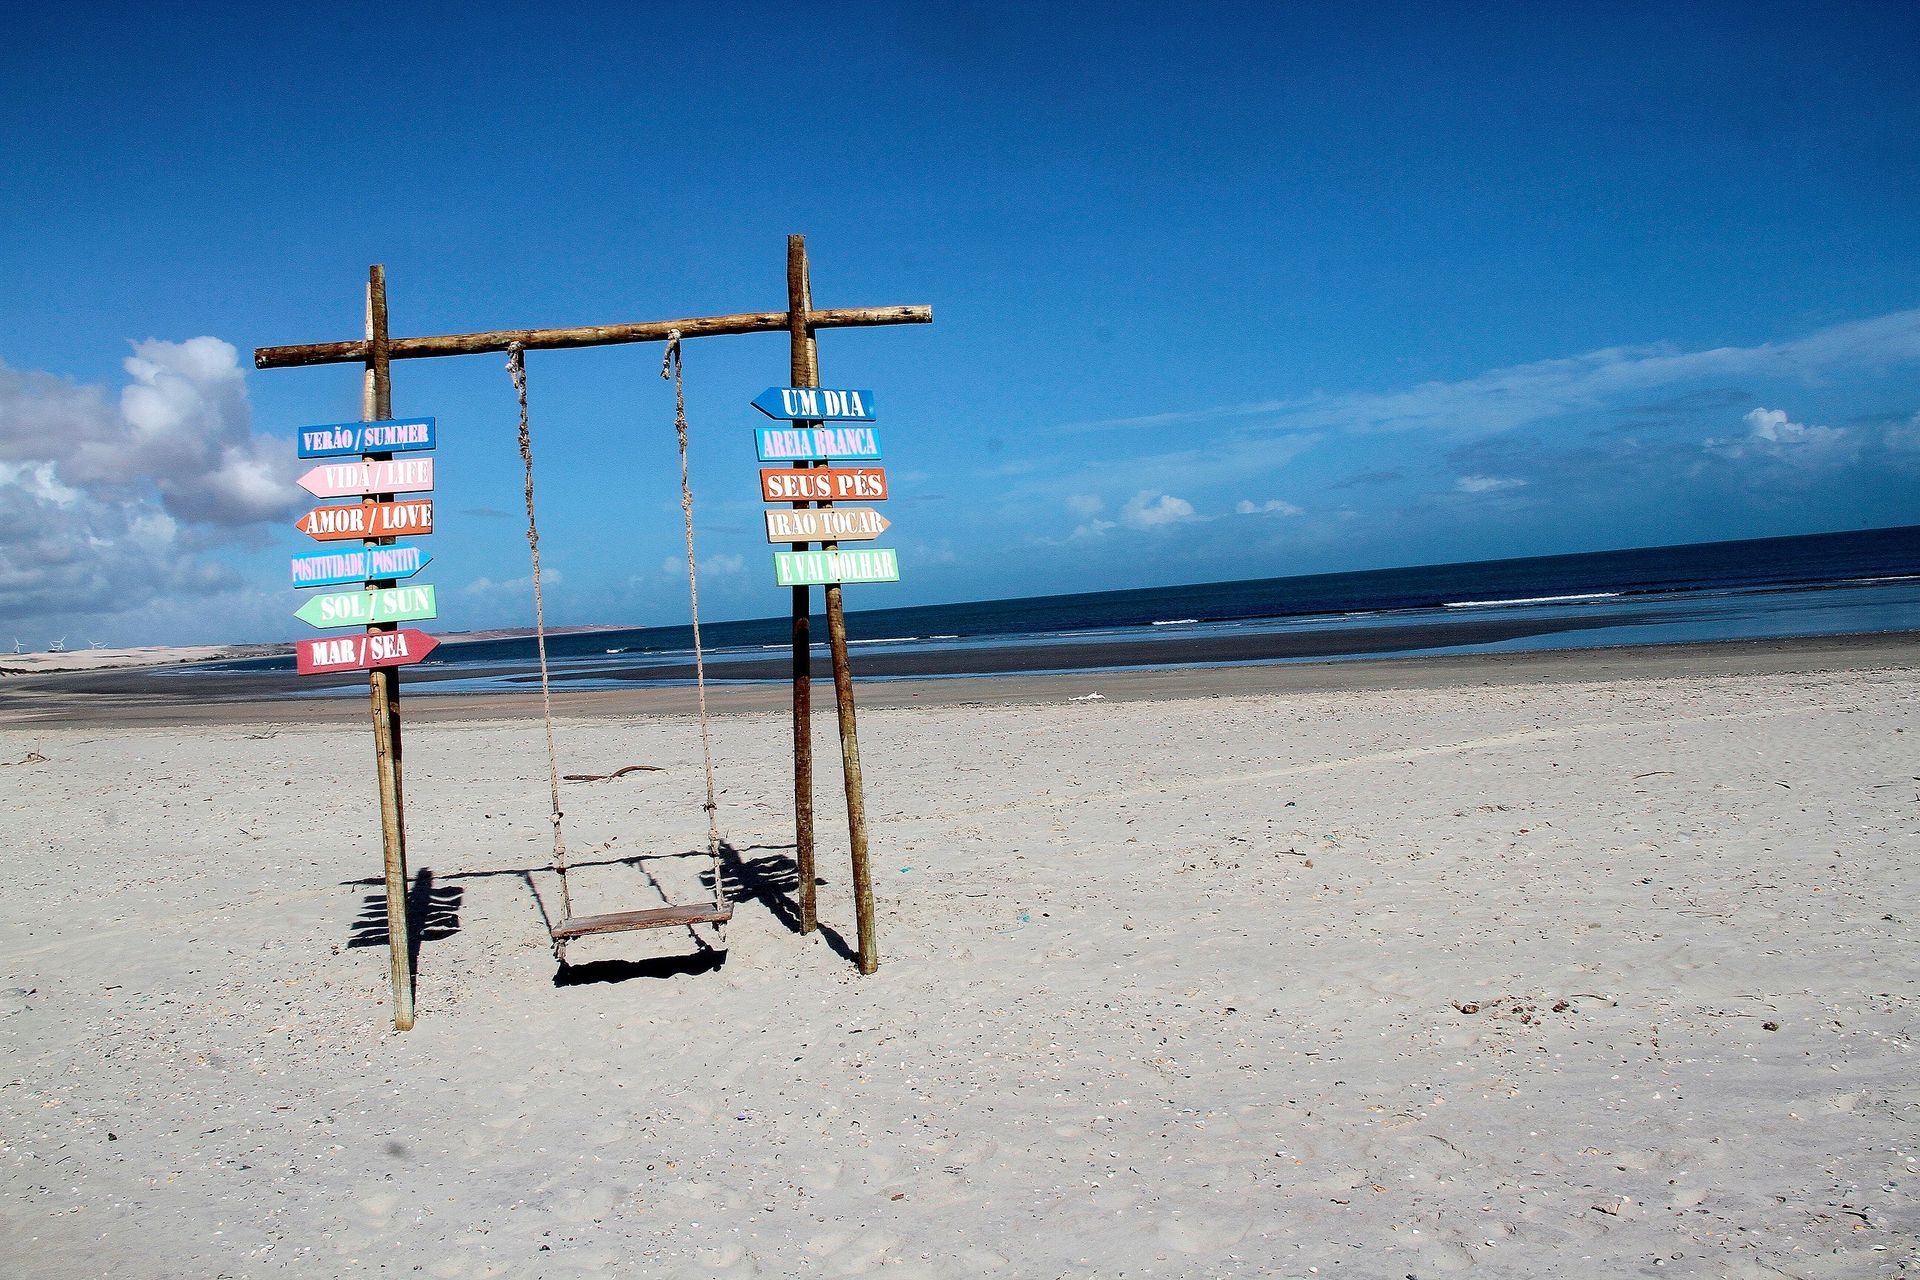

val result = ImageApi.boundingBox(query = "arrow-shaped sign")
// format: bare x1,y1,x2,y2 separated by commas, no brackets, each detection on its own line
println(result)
295,585,439,630
296,417,436,459
296,499,434,542
773,548,901,586
759,467,889,503
297,458,435,498
290,544,432,589
755,425,883,462
295,628,440,676
751,387,876,422
764,507,890,544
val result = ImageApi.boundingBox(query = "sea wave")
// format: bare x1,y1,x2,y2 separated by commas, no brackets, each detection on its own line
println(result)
1151,618,1201,626
1443,592,1620,609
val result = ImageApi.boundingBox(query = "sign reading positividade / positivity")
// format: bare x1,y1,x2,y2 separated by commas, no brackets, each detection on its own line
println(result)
295,628,440,676
297,417,437,459
759,467,888,503
290,544,432,588
755,424,882,462
296,499,435,541
773,548,900,587
295,584,439,629
297,458,435,498
751,387,876,422
765,507,889,543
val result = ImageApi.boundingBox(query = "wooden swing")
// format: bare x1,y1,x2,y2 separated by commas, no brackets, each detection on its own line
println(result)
507,334,731,963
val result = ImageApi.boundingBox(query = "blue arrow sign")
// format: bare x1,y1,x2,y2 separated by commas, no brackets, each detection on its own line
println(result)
752,387,876,422
290,544,432,589
296,417,436,459
755,425,883,462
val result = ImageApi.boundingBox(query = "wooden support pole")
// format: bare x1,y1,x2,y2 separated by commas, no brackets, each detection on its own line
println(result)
364,265,414,1031
257,305,931,369
786,247,818,936
788,235,879,975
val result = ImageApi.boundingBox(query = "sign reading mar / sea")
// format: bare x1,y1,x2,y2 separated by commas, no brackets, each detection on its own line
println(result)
296,499,435,541
751,387,876,422
297,458,435,498
764,507,889,544
295,585,439,629
295,628,440,676
296,417,437,459
755,424,882,463
759,466,888,503
773,548,900,587
290,545,432,589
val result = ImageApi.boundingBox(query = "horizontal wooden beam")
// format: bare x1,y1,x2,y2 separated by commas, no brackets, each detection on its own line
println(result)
255,304,932,369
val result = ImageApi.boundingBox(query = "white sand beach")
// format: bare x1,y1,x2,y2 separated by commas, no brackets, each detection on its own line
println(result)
2,650,1916,1278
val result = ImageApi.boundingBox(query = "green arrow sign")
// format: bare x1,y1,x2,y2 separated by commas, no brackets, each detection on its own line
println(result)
294,584,439,629
773,548,900,586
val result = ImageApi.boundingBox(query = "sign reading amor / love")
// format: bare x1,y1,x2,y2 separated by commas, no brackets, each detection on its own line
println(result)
296,499,434,541
295,584,439,629
290,544,432,588
295,628,440,675
755,425,882,462
774,548,900,586
297,458,434,499
765,507,889,543
297,417,437,459
759,467,888,503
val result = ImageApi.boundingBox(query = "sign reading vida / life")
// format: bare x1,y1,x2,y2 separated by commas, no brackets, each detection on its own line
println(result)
297,417,437,459
765,507,889,544
773,548,900,587
751,387,876,422
295,628,440,676
295,585,439,629
297,499,435,541
297,458,435,498
755,425,882,462
759,466,888,503
290,544,432,589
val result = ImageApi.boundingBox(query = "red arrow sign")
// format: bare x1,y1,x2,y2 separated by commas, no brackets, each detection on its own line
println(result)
759,467,888,503
295,499,435,541
295,628,440,676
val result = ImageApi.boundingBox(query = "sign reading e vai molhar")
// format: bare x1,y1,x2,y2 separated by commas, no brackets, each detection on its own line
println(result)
774,548,900,587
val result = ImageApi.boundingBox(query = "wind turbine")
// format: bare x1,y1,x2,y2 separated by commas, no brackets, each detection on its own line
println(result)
9,637,22,655
88,639,106,650
48,637,66,652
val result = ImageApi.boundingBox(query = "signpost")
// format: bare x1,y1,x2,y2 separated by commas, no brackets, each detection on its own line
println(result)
295,628,440,675
754,424,883,462
295,584,438,628
773,548,900,586
295,499,434,541
297,458,435,498
297,417,436,458
759,466,888,503
764,507,888,543
752,386,876,421
290,545,431,588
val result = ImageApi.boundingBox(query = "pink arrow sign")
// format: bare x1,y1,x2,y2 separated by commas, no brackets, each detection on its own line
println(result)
295,628,440,676
297,458,435,499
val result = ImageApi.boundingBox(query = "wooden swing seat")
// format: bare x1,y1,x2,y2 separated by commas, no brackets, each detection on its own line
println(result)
551,901,733,941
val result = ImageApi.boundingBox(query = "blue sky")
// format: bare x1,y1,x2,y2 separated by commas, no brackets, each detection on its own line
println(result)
2,2,1917,646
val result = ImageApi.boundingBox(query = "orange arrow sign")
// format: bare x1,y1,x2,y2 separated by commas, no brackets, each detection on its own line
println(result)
764,507,890,543
295,499,435,542
759,466,888,503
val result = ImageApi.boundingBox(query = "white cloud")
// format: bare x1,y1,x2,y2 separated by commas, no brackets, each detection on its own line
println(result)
1120,491,1198,530
1886,412,1920,452
1234,498,1303,516
465,568,562,597
1704,406,1854,461
1066,493,1104,516
1454,474,1528,494
1069,518,1116,541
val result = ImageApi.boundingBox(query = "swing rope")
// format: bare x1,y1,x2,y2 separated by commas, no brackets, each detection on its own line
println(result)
663,331,726,914
507,343,573,924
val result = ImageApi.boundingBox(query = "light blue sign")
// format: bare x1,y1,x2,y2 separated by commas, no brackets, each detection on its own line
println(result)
755,425,883,462
297,417,437,459
752,387,877,422
290,544,432,589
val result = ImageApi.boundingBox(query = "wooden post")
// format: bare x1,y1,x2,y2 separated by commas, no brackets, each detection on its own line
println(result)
786,246,818,936
364,265,414,1031
787,235,879,974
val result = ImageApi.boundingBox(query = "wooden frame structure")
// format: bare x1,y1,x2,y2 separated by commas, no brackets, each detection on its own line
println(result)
256,237,930,1028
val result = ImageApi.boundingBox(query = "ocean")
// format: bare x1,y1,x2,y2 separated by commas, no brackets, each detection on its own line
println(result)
214,523,1920,697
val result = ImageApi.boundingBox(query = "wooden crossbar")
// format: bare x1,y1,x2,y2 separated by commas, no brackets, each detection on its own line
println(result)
255,305,932,369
